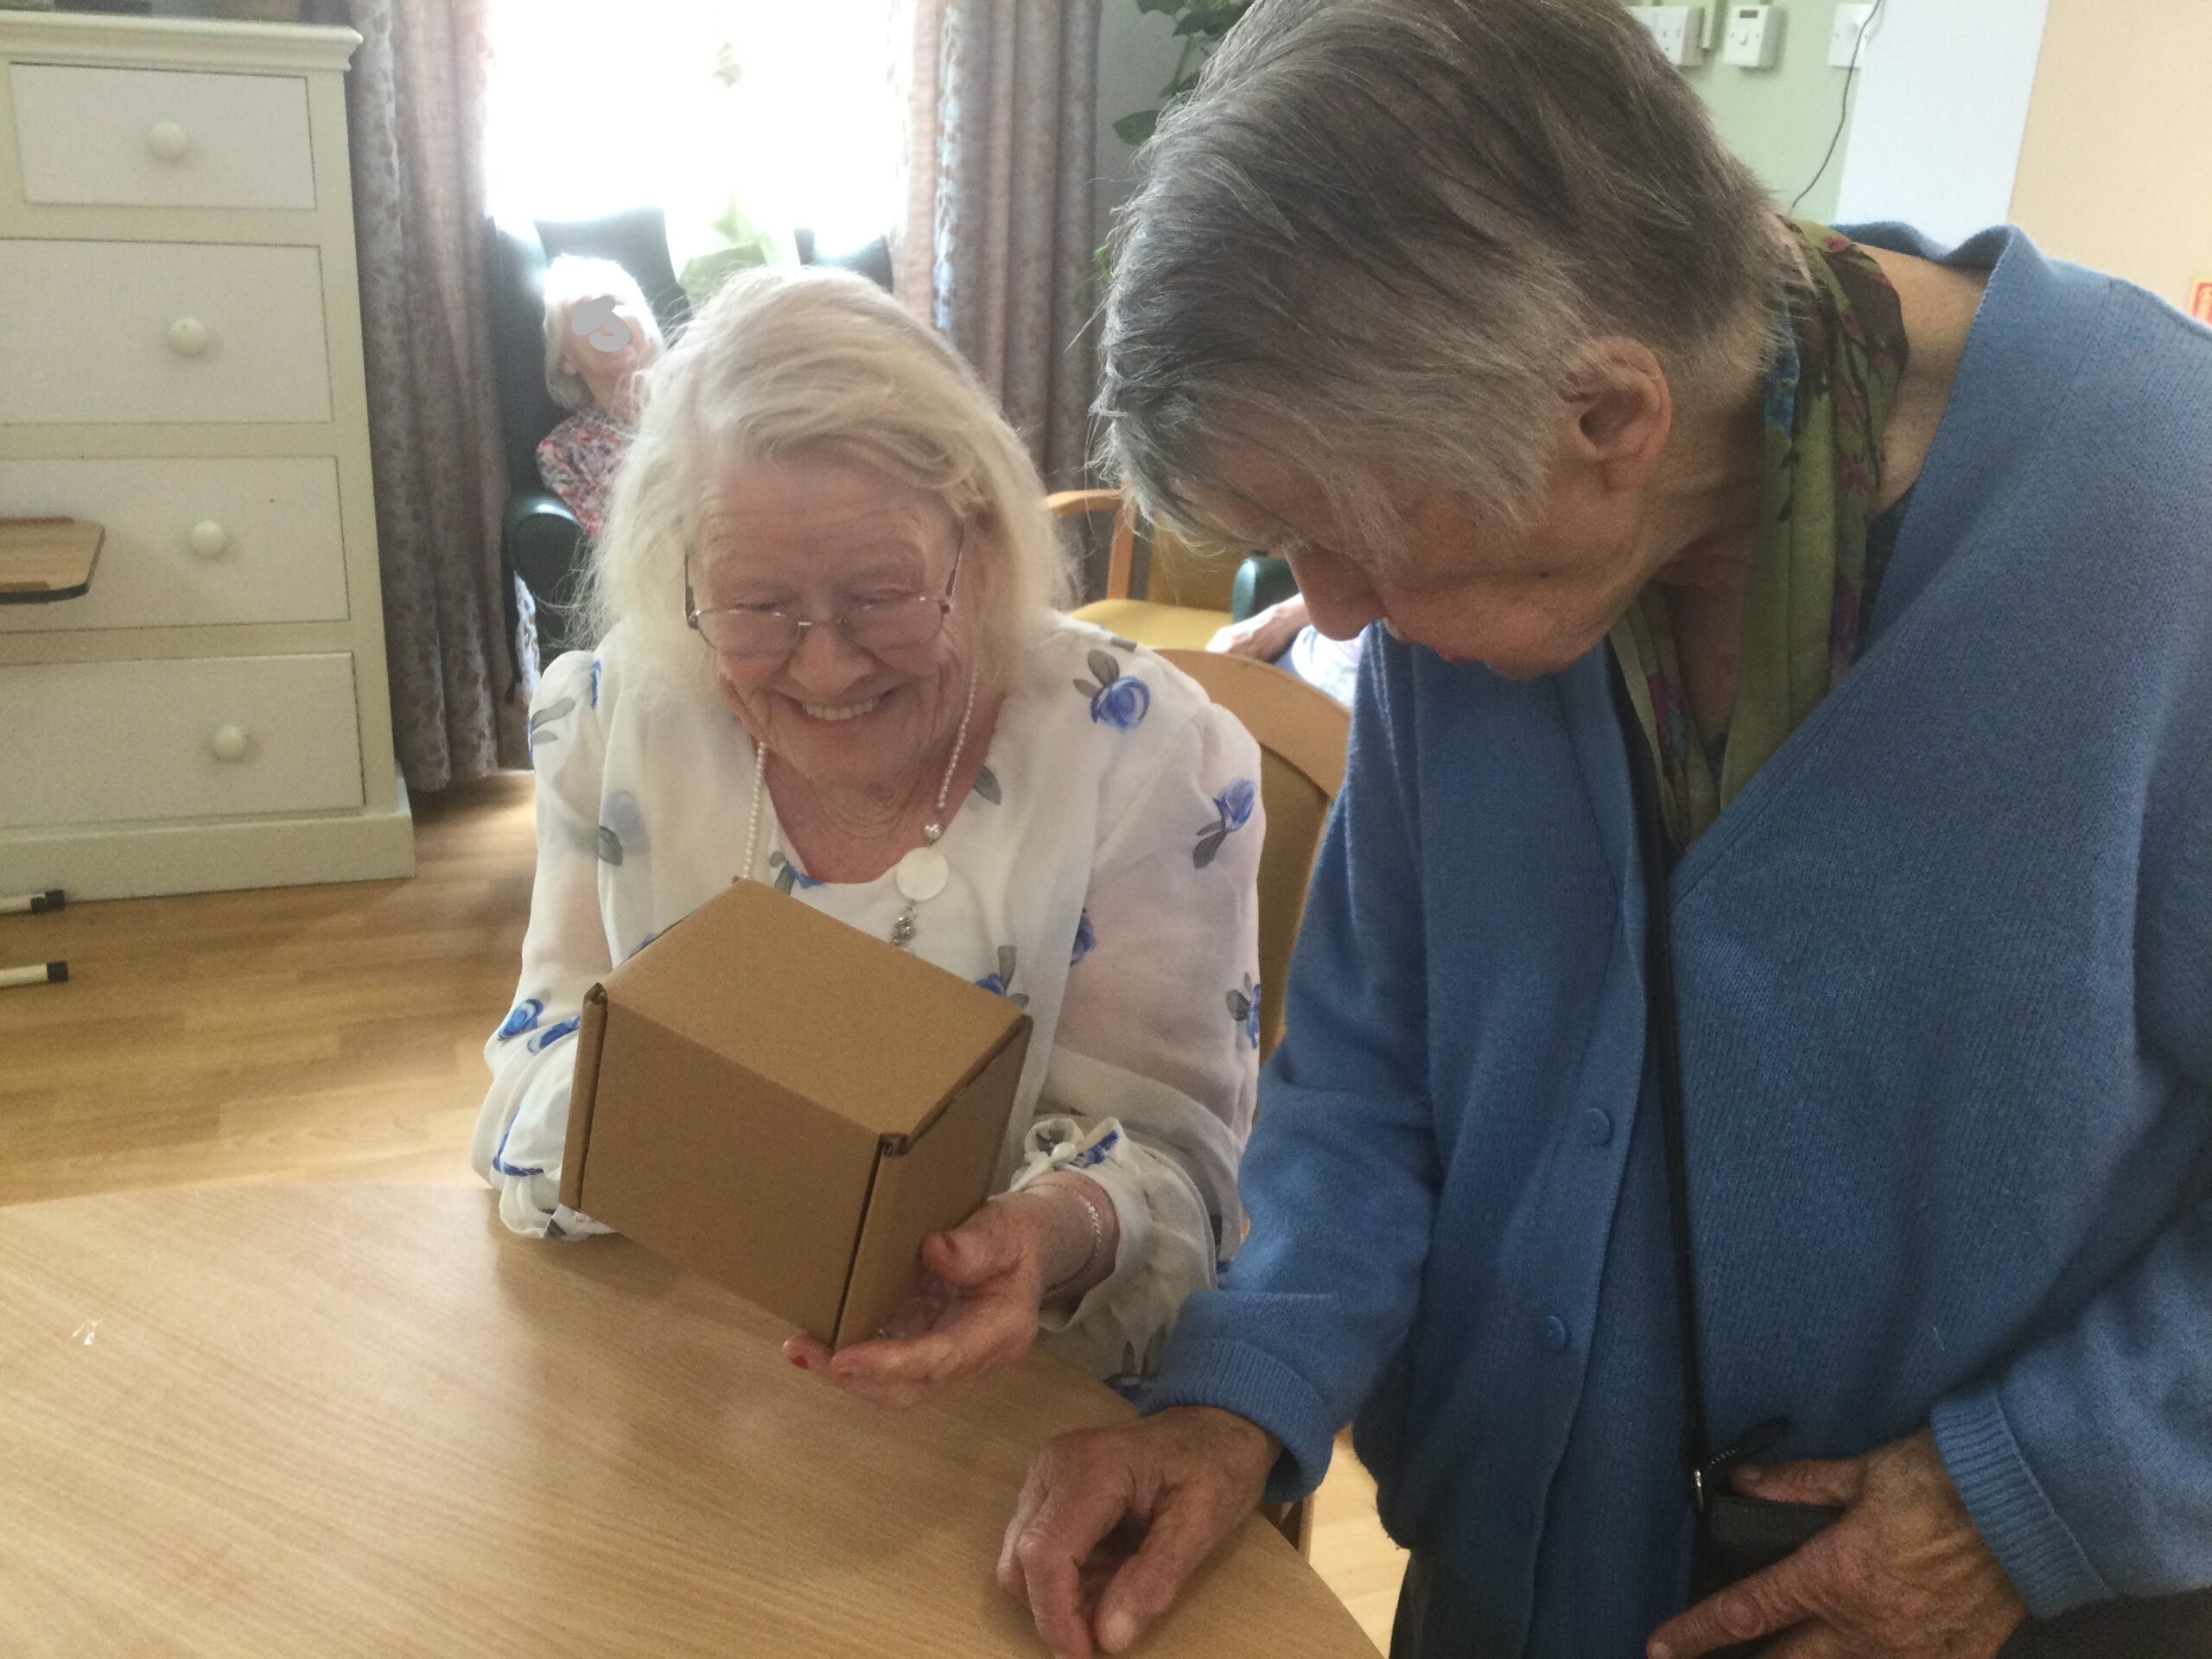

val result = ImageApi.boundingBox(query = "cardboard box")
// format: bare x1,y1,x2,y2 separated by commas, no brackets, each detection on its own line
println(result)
560,880,1033,1347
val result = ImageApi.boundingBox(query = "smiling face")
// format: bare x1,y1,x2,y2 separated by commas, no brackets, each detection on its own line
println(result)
692,449,976,796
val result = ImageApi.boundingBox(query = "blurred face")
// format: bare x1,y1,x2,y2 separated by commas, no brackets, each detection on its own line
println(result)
562,293,658,397
1193,431,1661,681
691,451,976,796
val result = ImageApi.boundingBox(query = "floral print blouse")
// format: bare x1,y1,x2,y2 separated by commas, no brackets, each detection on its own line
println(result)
474,616,1266,1388
535,410,635,543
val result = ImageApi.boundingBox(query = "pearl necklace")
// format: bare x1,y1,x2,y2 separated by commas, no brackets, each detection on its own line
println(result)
737,671,979,950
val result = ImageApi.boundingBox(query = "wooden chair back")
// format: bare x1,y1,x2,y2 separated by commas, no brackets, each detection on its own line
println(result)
1046,488,1240,613
1158,650,1349,1059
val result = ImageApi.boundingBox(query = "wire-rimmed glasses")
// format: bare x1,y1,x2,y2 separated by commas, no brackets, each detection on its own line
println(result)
684,524,966,662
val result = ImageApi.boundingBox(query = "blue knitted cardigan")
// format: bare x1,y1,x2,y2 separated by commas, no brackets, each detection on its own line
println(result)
1145,226,2212,1658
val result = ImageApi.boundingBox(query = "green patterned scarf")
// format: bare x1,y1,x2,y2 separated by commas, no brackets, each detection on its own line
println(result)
1609,222,1907,853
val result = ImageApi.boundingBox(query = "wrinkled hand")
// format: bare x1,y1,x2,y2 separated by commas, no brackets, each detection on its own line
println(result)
1001,1405,1280,1659
782,1182,1097,1411
1649,1428,2026,1659
1207,595,1308,663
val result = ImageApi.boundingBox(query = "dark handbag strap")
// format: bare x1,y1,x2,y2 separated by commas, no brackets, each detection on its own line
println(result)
1605,654,1789,1513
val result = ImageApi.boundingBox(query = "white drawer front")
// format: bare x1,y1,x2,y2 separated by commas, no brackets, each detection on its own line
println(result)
9,64,315,211
0,653,364,828
0,457,346,632
0,241,331,425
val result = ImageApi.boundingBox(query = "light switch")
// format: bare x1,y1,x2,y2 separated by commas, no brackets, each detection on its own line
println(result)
1721,5,1782,68
1630,5,1707,67
1829,3,1877,68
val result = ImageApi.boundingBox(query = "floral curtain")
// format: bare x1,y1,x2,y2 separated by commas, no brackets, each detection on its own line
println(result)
344,0,530,791
899,0,1103,490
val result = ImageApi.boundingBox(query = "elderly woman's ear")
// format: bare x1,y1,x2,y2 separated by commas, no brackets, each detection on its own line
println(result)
1560,339,1675,492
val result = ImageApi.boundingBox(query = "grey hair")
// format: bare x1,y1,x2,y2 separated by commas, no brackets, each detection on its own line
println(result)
541,255,664,412
582,266,1074,690
1100,0,1794,558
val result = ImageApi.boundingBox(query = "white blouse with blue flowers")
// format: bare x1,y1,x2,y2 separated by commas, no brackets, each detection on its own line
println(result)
473,615,1266,1388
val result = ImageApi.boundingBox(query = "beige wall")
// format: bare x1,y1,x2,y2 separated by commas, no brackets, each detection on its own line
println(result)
2009,0,2212,310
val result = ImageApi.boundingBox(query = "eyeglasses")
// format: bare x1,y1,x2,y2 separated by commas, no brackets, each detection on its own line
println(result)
684,524,966,662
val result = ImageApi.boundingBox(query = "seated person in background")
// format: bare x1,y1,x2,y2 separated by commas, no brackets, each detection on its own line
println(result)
1208,592,1363,705
536,255,666,542
474,268,1266,1409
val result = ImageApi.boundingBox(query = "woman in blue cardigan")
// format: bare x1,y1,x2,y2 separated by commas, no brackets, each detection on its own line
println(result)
998,2,2212,1657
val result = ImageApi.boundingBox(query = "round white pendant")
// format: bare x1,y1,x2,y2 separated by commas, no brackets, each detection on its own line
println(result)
894,846,949,904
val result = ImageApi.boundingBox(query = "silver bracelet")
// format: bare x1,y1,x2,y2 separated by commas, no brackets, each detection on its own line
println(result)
1040,1177,1107,1301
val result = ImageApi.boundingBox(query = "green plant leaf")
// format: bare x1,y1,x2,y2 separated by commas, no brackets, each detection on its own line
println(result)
1135,0,1183,14
1113,108,1160,147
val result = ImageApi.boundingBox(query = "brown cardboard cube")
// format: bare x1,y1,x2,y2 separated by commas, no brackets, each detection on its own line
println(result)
559,880,1032,1347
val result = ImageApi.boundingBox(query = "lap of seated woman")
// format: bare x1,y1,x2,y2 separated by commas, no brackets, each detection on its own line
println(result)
1207,593,1363,705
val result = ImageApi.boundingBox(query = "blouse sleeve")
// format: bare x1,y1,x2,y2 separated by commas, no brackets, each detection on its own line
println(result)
1009,695,1265,1384
470,649,616,1239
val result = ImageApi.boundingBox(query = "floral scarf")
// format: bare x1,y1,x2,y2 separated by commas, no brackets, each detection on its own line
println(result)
1609,222,1908,853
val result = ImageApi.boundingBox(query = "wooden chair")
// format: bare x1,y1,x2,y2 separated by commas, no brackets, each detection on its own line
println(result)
1159,648,1351,1560
1158,650,1347,1060
1049,487,1237,652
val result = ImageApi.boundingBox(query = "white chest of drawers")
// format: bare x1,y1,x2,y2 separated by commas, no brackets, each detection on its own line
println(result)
0,13,412,899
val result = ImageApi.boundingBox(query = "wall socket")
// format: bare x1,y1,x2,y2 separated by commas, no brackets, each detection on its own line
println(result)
1721,5,1783,68
1829,3,1878,69
1630,5,1707,67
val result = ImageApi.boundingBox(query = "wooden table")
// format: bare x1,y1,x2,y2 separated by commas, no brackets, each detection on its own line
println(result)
0,1185,1377,1656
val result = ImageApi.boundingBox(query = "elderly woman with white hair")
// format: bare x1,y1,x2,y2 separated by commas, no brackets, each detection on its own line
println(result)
535,255,666,543
473,267,1264,1407
1001,2,2212,1657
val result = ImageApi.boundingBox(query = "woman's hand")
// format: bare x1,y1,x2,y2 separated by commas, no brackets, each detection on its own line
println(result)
781,1174,1116,1411
1647,1428,2027,1659
1000,1406,1281,1659
1207,595,1309,663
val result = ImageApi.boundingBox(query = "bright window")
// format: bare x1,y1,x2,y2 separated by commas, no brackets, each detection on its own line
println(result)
484,1,902,269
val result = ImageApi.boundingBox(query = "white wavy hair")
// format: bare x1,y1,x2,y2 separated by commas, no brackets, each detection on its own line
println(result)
540,255,665,413
582,266,1073,689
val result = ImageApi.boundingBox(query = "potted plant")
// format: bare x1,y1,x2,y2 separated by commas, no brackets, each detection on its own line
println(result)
1113,0,1253,147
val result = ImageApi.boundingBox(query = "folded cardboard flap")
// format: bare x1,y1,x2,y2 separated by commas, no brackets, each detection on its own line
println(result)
835,1029,1032,1345
557,881,1033,1344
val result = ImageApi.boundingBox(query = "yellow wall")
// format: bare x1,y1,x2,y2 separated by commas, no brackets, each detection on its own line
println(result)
2009,0,2212,310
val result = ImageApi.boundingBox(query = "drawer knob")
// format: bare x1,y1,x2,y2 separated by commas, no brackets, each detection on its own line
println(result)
168,318,212,358
210,725,250,764
147,121,192,162
188,520,229,560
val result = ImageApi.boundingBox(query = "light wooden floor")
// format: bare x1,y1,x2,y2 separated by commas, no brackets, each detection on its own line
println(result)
0,773,1408,1649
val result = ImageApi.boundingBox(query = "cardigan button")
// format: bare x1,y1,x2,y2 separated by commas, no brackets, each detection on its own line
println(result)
1580,1109,1614,1146
1541,1314,1571,1353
